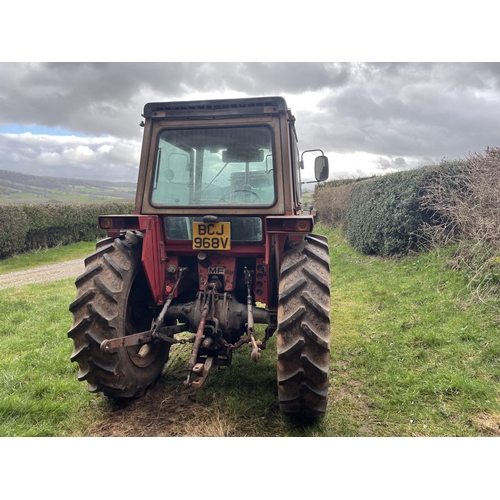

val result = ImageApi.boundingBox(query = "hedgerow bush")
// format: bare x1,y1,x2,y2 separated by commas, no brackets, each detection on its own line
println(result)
315,183,354,230
314,177,371,230
420,148,500,300
0,205,30,258
420,153,496,247
22,202,134,251
317,177,374,190
0,202,134,258
345,161,465,257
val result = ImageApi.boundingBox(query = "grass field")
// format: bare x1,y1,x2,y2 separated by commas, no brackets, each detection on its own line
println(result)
1,227,500,438
0,169,136,204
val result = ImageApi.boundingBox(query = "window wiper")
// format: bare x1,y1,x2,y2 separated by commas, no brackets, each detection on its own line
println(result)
154,149,162,190
204,162,229,190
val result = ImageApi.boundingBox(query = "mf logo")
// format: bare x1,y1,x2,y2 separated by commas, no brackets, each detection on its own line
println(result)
208,267,225,275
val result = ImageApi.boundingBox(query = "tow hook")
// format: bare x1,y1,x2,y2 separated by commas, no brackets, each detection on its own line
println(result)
190,357,215,389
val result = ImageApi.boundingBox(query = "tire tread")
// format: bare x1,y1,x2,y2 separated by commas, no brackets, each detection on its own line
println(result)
277,233,331,419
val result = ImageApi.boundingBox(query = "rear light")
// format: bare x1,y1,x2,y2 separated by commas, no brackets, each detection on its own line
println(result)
266,217,313,233
98,216,140,230
100,217,116,229
294,219,311,231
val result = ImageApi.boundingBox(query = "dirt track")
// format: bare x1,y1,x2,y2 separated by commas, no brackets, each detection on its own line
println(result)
0,259,84,290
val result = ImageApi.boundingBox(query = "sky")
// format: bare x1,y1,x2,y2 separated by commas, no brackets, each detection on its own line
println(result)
1,4,498,186
1,62,499,184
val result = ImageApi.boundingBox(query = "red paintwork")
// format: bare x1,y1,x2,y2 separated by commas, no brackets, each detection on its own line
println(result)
254,257,268,304
198,256,237,291
104,214,309,308
154,242,265,257
138,215,168,304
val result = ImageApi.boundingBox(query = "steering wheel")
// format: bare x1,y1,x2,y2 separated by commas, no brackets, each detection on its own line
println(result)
220,189,262,203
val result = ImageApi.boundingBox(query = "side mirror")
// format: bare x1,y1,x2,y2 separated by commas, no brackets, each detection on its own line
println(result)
314,156,329,181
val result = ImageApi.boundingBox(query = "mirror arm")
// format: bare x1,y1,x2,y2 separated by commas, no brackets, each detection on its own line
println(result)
300,149,325,162
300,149,329,182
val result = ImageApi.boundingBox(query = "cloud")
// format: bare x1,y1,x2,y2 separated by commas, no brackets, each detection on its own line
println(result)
0,62,499,181
0,63,355,139
299,62,500,159
0,133,140,182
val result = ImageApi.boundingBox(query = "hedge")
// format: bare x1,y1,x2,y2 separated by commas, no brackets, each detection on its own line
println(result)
345,160,465,257
0,205,30,257
0,202,134,259
315,183,354,230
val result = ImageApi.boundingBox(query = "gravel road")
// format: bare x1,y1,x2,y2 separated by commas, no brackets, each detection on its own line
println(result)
0,259,84,290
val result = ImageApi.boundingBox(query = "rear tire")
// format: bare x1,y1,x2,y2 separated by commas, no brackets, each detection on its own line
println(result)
68,231,170,398
277,234,331,419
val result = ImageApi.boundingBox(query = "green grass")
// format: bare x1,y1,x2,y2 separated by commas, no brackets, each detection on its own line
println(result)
0,279,98,436
0,241,96,274
321,224,500,436
1,226,499,436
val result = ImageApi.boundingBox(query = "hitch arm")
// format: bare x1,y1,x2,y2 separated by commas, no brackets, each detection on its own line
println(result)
100,267,187,354
244,267,261,362
151,267,187,334
184,301,210,387
100,324,186,352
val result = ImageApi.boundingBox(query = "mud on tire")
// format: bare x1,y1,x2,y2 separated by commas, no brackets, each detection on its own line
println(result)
277,233,331,419
68,231,169,398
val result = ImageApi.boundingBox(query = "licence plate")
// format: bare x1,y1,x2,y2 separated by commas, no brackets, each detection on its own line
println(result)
192,222,231,250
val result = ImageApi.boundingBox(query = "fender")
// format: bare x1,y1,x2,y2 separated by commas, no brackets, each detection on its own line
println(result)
138,215,167,304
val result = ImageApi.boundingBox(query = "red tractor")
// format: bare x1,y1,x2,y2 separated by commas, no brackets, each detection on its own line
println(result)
69,96,331,419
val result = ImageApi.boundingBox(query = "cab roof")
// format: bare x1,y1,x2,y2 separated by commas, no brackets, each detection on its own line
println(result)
143,96,289,120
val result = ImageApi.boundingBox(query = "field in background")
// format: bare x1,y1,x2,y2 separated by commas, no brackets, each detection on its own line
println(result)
0,169,136,204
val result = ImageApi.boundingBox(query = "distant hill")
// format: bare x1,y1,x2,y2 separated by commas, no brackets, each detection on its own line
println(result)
0,169,137,204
